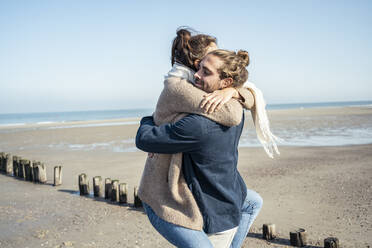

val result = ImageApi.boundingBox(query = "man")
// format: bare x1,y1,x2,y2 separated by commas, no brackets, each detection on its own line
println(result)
136,49,262,248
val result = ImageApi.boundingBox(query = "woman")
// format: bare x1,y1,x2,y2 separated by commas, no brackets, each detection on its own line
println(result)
137,28,279,247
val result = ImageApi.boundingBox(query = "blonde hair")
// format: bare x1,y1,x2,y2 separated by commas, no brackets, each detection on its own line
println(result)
208,49,250,87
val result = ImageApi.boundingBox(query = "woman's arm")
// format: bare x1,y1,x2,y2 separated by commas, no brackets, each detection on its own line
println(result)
200,86,255,113
158,77,243,126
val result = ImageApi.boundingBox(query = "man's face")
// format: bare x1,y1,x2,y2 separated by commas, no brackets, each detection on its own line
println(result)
194,54,225,93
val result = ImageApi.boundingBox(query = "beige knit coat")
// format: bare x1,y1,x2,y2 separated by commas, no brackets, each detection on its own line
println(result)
138,76,252,230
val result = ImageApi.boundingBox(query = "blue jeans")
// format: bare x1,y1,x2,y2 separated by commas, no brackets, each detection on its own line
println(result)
230,189,263,248
143,189,263,248
143,202,214,247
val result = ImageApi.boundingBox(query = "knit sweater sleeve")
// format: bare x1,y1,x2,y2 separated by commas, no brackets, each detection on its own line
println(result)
236,86,255,110
161,77,243,126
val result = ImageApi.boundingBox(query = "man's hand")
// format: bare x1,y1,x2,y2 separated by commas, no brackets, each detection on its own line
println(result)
200,88,239,114
148,153,155,158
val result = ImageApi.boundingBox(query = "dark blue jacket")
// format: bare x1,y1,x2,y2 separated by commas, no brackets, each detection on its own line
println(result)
136,114,247,233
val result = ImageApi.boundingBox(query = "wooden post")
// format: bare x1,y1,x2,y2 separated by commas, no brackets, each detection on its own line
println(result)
34,162,47,184
105,178,112,199
119,183,128,204
24,160,33,181
5,154,13,176
111,180,119,202
78,173,90,195
0,152,4,172
290,229,307,247
263,223,276,240
324,237,339,248
54,166,62,186
12,156,19,177
24,160,30,180
29,161,34,181
39,163,47,183
32,161,47,183
19,159,27,180
134,186,142,208
32,161,40,183
93,176,103,197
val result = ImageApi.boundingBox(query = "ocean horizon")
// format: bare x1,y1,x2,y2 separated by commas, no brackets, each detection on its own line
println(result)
0,100,371,150
1,100,372,126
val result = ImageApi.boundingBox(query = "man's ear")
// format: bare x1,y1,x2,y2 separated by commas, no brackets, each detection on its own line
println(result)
221,78,233,88
194,59,200,70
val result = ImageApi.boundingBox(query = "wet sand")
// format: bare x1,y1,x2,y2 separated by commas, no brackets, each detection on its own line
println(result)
0,107,371,247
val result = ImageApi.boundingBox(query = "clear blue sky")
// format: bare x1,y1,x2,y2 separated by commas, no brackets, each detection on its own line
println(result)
1,0,371,113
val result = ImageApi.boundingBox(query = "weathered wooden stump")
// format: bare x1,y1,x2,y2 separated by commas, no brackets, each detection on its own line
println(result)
289,228,307,247
93,176,103,197
78,173,90,195
24,160,31,181
32,161,40,183
5,154,13,175
54,166,62,186
0,152,5,172
105,178,112,199
32,162,47,183
24,160,34,181
39,163,47,183
111,180,119,202
12,156,19,177
119,183,128,204
19,159,27,180
32,161,39,182
263,223,276,240
324,237,339,248
134,186,142,208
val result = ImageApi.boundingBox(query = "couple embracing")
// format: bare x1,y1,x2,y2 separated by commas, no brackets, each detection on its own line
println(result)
135,28,280,248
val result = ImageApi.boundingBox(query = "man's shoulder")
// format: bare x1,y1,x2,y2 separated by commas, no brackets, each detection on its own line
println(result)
184,113,244,133
184,113,239,127
182,114,224,131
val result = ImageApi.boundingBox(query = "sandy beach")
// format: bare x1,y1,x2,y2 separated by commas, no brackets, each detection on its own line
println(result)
0,106,371,248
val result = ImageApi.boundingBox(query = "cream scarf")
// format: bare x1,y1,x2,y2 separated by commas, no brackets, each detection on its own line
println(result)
244,81,282,158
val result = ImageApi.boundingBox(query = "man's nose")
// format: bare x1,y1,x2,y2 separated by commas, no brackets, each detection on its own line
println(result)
194,71,201,80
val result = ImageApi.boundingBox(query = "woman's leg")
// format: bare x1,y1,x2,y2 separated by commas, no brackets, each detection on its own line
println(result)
230,189,263,248
143,203,214,248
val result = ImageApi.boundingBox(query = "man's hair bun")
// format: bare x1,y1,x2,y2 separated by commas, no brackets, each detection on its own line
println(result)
237,50,250,67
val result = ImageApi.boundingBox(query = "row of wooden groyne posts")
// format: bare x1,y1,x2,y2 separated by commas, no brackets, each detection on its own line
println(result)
0,152,142,208
78,174,142,208
0,152,61,185
262,224,340,247
1,152,340,247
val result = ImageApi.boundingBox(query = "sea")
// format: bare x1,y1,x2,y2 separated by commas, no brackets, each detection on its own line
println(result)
1,100,372,151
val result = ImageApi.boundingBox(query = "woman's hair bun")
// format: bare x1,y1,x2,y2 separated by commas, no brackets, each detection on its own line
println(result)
237,50,250,67
176,29,191,40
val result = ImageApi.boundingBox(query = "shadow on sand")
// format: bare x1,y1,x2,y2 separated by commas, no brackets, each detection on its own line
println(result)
57,189,145,214
247,232,322,248
3,173,55,186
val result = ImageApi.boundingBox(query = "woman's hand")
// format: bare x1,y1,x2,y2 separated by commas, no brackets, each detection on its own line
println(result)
200,87,239,114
